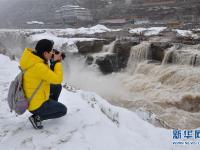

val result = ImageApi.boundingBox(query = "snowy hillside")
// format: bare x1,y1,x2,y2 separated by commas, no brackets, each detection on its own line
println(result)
0,55,199,149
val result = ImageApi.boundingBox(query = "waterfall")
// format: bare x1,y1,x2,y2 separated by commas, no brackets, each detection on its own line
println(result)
162,44,200,66
0,30,29,58
102,40,117,53
126,42,151,74
89,40,118,65
172,51,194,65
162,50,172,65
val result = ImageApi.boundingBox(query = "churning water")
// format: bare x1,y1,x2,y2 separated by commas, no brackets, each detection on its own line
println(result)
66,42,200,129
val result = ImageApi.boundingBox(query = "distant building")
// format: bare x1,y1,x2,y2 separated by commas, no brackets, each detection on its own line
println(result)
55,5,93,26
125,0,132,4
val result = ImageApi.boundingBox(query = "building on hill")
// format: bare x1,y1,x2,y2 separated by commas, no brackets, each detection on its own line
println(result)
55,5,93,26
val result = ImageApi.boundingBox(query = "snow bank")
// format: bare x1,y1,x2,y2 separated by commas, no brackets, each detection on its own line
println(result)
173,29,199,39
27,21,44,25
0,54,198,150
63,24,121,35
129,27,166,36
27,31,97,53
129,27,200,39
129,27,147,34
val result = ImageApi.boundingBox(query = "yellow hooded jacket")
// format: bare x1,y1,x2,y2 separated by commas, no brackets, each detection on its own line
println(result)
19,48,63,111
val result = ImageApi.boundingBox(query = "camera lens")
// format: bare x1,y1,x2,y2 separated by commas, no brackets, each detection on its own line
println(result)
53,49,60,54
61,53,66,59
55,51,59,54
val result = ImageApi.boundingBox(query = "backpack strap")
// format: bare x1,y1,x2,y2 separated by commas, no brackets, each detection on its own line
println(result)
27,81,43,102
18,66,43,102
19,66,32,73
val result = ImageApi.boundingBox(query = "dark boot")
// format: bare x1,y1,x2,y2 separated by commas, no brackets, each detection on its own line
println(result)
29,115,43,129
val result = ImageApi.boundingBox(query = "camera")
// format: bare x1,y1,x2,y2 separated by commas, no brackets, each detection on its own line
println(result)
52,49,66,60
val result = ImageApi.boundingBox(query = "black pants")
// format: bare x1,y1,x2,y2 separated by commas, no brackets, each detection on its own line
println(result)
50,84,62,101
30,84,67,120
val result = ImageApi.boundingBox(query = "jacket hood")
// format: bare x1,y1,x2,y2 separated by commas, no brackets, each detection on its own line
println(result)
19,48,44,70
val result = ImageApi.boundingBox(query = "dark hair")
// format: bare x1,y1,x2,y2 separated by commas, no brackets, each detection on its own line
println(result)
35,39,54,59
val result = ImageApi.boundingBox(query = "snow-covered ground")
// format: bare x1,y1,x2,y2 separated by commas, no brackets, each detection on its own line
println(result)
129,27,167,36
27,21,44,25
0,54,199,150
129,27,200,38
56,24,121,36
173,29,199,39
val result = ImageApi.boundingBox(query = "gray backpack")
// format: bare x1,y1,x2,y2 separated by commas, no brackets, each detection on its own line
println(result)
7,66,43,115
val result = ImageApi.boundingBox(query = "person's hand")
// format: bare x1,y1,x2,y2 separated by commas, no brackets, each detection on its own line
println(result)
53,52,62,61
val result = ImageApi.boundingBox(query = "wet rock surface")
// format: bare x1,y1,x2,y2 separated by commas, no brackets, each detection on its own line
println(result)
76,39,111,54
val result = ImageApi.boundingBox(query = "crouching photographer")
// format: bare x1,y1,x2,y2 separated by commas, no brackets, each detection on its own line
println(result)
50,49,66,101
20,39,67,129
